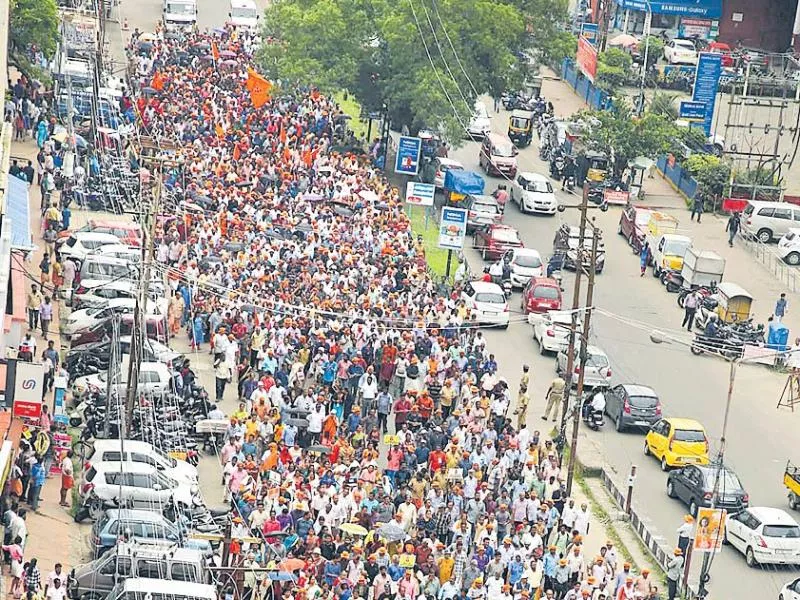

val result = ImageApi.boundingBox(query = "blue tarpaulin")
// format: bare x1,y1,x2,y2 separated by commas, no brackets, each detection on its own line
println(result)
6,174,33,250
620,0,721,18
443,170,485,195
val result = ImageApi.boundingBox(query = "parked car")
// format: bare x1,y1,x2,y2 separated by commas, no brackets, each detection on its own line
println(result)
664,38,699,64
741,200,800,243
667,464,749,516
644,417,710,471
86,439,199,485
90,509,211,557
59,220,143,247
511,172,558,214
57,232,123,261
90,244,143,263
72,280,141,309
778,576,800,600
473,224,523,261
521,277,562,315
504,247,544,288
725,507,800,567
62,298,137,339
778,228,800,265
66,337,183,370
553,223,606,272
106,579,216,600
80,462,198,510
77,256,139,286
605,384,661,432
460,280,509,328
70,313,169,347
465,194,502,232
72,361,173,397
618,205,653,253
705,41,735,67
532,310,583,355
432,157,464,188
556,345,612,388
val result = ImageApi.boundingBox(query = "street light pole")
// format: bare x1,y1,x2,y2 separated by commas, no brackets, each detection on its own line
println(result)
638,1,652,116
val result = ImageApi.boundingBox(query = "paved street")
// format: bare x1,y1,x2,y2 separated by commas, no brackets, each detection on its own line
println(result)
444,85,800,598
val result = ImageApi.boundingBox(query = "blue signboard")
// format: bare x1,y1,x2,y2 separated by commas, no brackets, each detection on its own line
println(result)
679,100,706,120
580,23,599,46
394,135,423,176
438,207,468,250
692,52,722,136
620,0,721,18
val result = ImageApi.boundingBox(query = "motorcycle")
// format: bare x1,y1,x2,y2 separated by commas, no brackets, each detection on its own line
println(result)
550,154,566,180
677,283,717,308
690,330,744,360
581,395,605,431
661,269,684,293
692,296,720,330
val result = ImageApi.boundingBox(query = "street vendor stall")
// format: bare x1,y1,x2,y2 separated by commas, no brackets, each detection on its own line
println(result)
443,169,485,207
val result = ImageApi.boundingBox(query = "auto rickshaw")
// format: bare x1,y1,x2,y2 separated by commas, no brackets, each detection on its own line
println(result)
784,460,800,510
576,150,610,185
715,281,753,323
508,109,534,147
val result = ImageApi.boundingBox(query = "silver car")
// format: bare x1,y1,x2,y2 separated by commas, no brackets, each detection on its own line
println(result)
556,344,611,388
466,194,502,232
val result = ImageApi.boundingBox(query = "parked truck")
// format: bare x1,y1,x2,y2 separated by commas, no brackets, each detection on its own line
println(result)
645,213,692,278
680,248,725,289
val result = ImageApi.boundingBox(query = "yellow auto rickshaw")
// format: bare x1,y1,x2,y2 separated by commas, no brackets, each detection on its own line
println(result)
715,281,753,323
508,109,534,147
577,150,610,184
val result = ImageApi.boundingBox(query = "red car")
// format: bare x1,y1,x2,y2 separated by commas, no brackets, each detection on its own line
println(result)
521,277,562,314
473,224,523,261
618,205,653,253
706,41,734,68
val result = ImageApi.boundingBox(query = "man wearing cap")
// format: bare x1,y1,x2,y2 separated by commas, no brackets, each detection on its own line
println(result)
542,376,566,422
612,563,632,596
666,548,684,600
615,576,636,600
633,568,653,597
677,514,694,555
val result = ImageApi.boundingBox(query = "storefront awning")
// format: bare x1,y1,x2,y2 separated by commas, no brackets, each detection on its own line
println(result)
6,175,34,251
620,0,722,19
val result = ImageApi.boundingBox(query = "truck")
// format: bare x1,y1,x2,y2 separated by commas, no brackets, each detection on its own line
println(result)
645,213,692,278
163,0,197,31
680,248,725,289
227,0,259,31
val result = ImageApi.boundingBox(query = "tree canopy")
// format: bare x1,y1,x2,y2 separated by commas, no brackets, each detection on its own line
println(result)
258,0,526,143
10,0,59,59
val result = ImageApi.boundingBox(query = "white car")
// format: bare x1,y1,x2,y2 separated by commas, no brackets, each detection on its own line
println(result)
532,310,583,355
90,244,143,263
87,439,198,484
503,247,544,288
72,280,141,309
664,38,698,65
62,298,137,337
72,361,173,397
460,280,509,328
81,461,198,508
779,576,800,600
433,157,464,188
467,102,491,138
556,344,612,388
511,172,557,214
57,232,123,261
725,506,800,567
778,228,800,266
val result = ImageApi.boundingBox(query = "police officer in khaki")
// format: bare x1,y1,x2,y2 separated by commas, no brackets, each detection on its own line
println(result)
542,376,566,422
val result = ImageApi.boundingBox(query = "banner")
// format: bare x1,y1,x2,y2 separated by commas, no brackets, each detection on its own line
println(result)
576,36,598,83
405,182,435,206
693,507,727,553
394,136,423,176
438,207,468,250
692,52,722,136
10,361,45,424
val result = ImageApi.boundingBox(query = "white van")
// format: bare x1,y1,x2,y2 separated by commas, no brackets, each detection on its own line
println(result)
163,0,197,31
741,200,800,243
228,0,259,30
107,578,216,600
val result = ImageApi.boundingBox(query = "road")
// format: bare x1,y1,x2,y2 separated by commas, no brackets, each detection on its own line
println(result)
444,100,800,598
103,2,800,595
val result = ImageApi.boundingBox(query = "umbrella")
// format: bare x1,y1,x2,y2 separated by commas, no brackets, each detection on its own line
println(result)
214,27,227,34
139,32,158,41
220,59,238,67
302,192,324,202
142,87,158,95
307,444,331,455
285,418,308,428
377,522,407,542
201,54,214,61
358,189,379,203
278,558,306,572
608,34,639,48
220,50,237,58
267,572,297,582
340,523,368,536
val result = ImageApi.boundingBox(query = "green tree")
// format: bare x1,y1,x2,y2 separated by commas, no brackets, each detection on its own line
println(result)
648,91,678,120
507,0,570,67
685,154,731,208
258,0,526,144
595,48,632,94
539,30,577,69
9,0,59,59
637,36,664,69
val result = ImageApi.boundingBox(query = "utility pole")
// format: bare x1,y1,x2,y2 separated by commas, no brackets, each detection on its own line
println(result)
566,228,598,496
103,315,120,437
124,160,163,434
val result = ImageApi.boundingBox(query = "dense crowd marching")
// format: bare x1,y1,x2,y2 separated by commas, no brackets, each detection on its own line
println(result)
129,24,666,600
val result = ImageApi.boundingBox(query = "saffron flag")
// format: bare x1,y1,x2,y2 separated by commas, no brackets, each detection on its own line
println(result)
246,70,273,108
215,123,225,138
211,41,220,61
151,71,165,91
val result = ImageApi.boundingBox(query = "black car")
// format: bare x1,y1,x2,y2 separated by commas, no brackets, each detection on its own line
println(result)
666,464,749,516
605,384,662,432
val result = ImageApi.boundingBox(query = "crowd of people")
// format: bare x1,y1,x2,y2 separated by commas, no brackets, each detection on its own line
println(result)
128,23,671,600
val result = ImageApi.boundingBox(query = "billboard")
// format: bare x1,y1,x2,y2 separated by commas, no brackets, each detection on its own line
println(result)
693,507,727,553
10,361,45,423
394,136,423,176
576,36,598,83
405,182,436,206
438,207,468,250
692,52,723,136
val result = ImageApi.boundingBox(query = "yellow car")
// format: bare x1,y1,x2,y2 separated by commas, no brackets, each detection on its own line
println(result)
644,417,710,471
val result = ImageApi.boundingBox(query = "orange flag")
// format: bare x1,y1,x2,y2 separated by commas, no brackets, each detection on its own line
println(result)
279,124,287,144
151,71,165,91
233,142,241,161
215,123,225,138
246,69,273,108
211,41,220,61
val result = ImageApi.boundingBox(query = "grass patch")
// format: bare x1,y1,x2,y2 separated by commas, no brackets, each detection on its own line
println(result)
332,91,370,141
407,205,450,278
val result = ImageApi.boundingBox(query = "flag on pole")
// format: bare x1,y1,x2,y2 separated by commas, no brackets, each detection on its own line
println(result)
246,69,273,108
151,71,165,91
211,41,220,61
215,123,225,138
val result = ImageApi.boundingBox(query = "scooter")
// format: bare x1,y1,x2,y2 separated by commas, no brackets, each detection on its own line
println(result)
581,396,604,431
661,269,684,292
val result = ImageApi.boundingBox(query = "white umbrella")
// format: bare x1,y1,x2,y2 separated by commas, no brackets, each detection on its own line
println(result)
608,34,639,48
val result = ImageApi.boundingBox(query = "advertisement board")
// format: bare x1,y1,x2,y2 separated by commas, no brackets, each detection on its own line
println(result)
438,207,468,250
693,507,727,553
692,52,722,136
11,361,45,424
405,181,436,206
620,0,722,18
580,23,598,46
576,36,598,83
394,136,423,176
679,100,707,120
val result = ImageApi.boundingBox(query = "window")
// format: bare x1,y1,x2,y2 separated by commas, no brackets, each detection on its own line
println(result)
763,524,800,538
131,453,157,468
85,466,97,482
116,557,132,577
136,559,167,579
171,562,199,582
132,474,152,488
628,395,659,408
533,285,559,300
101,451,123,462
774,208,793,220
492,229,520,244
475,292,506,304
758,208,775,217
107,520,120,535
673,429,706,443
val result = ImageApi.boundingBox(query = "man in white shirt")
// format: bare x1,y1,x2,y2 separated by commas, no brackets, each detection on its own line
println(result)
574,503,591,537
307,403,325,443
